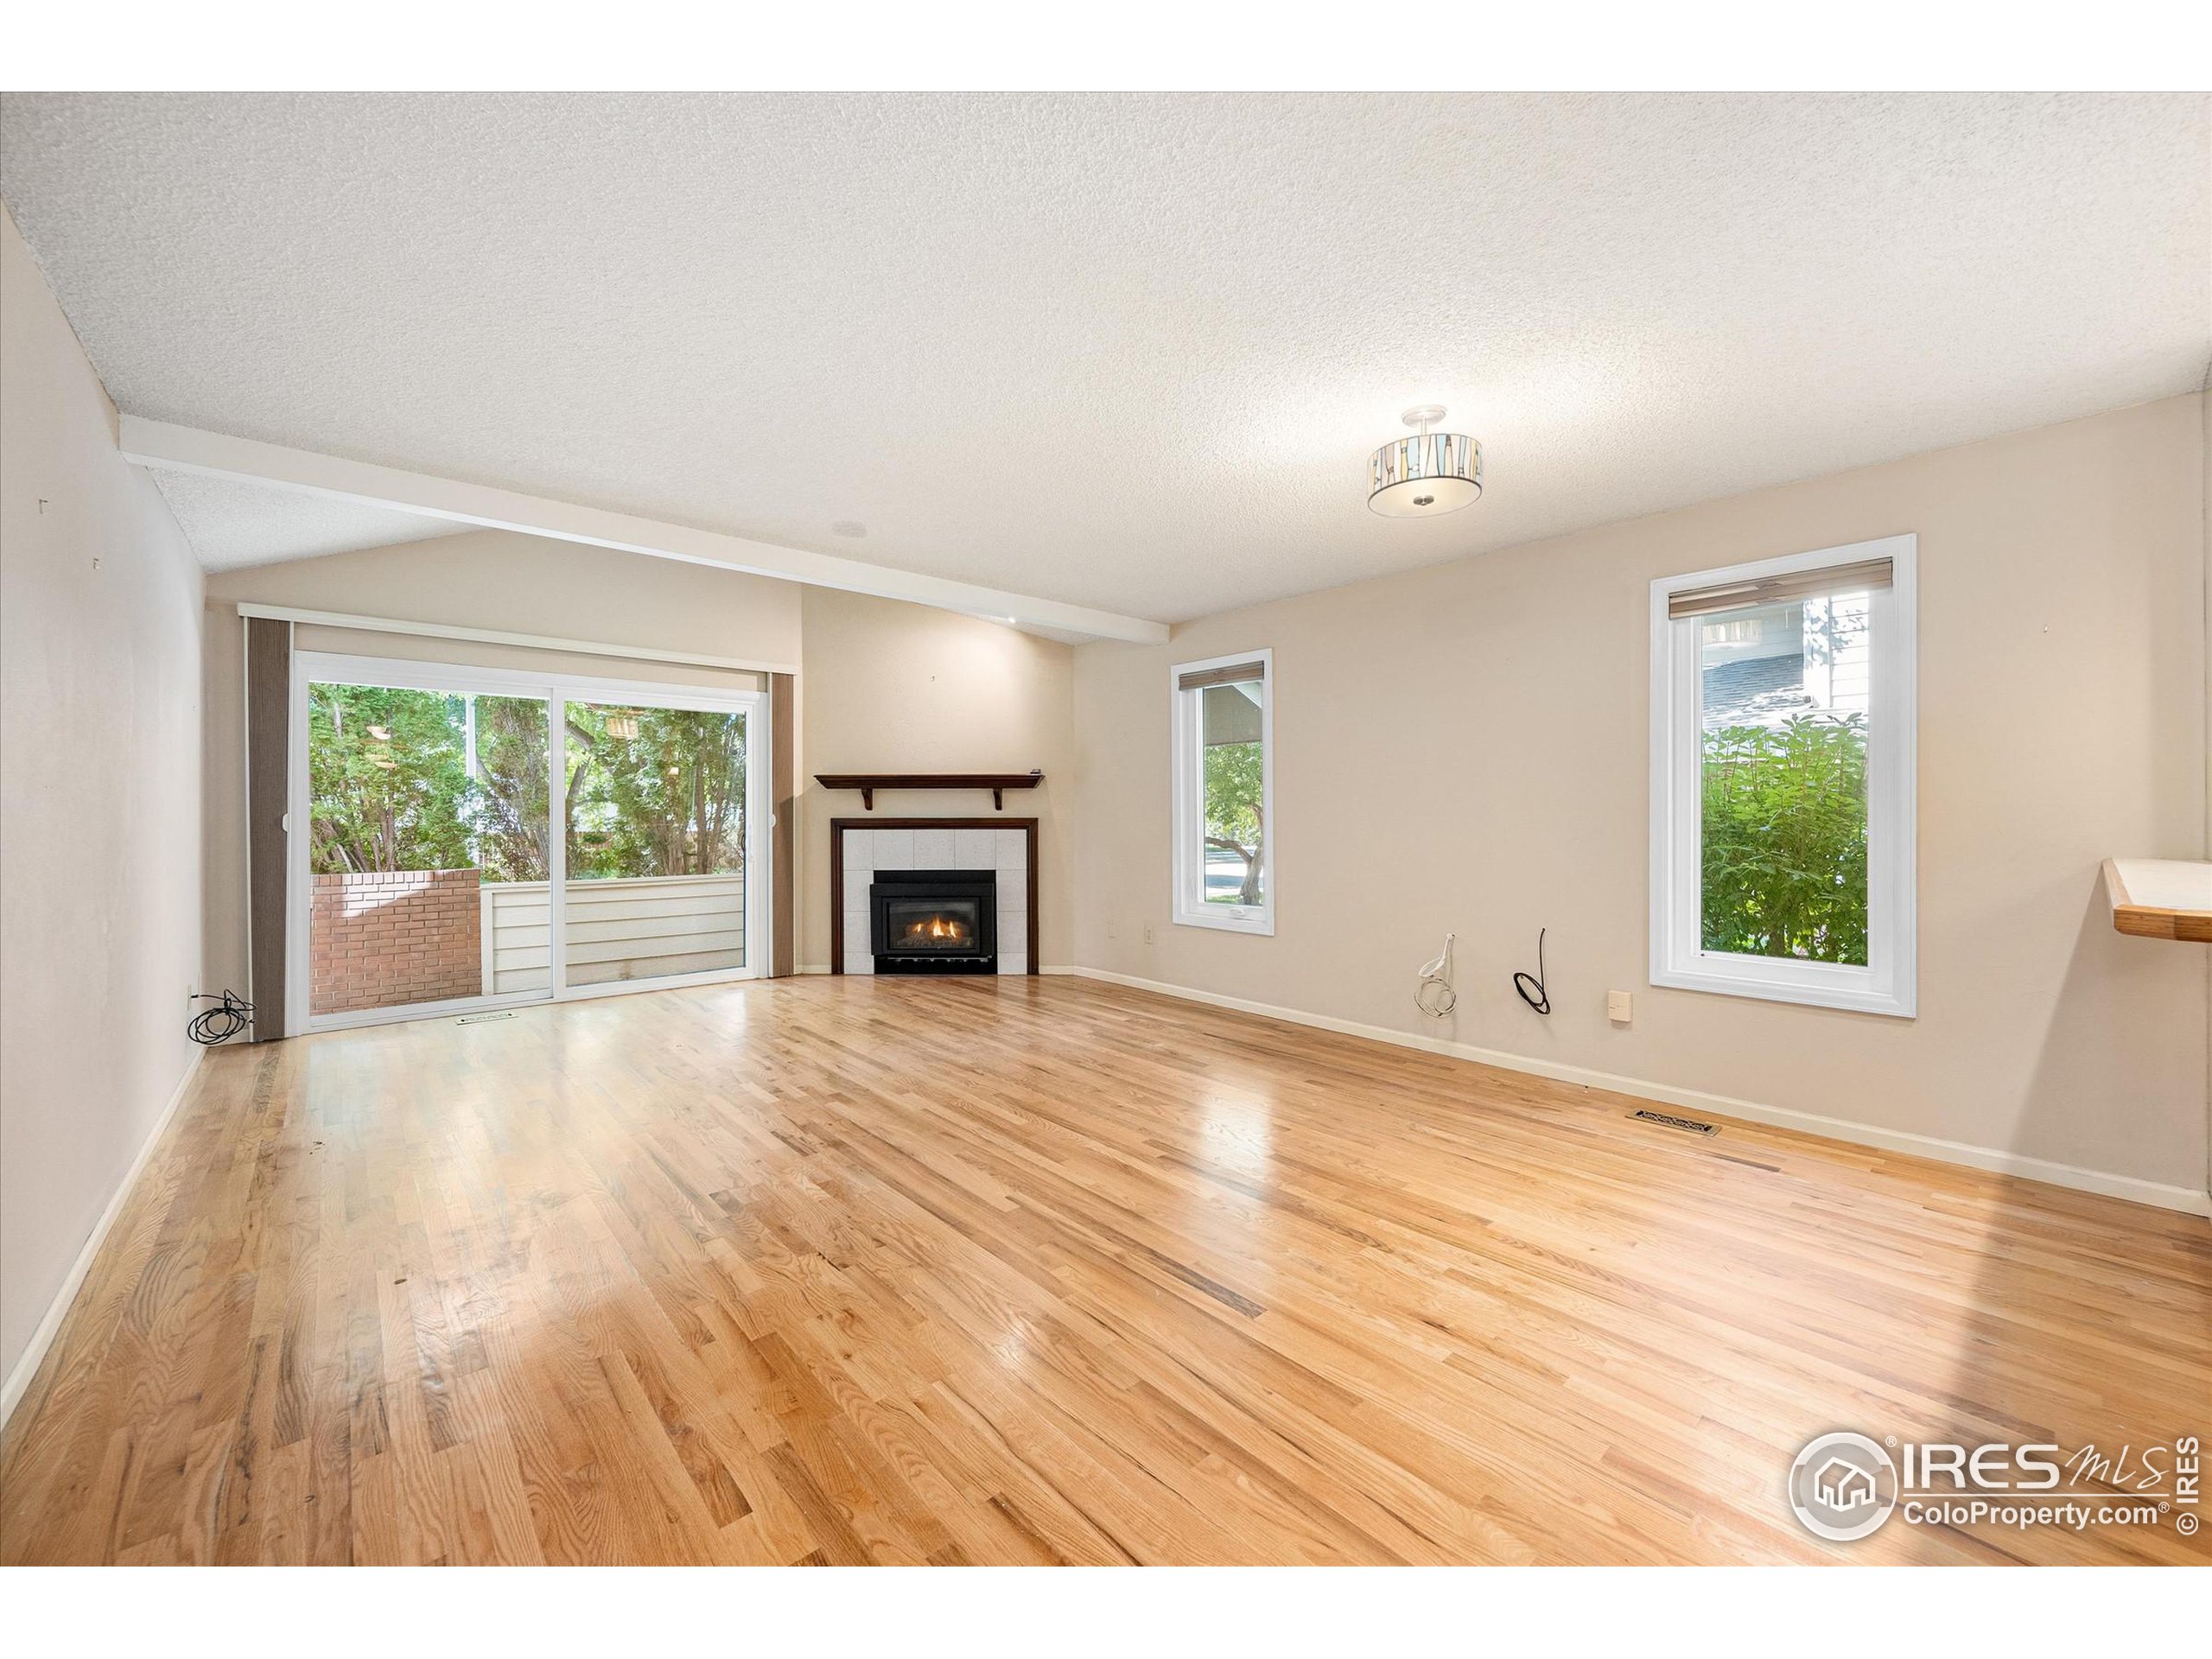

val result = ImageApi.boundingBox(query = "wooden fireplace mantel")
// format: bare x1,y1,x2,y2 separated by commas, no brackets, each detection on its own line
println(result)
815,772,1043,810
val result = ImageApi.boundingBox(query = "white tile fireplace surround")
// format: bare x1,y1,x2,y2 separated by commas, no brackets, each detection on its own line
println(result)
838,823,1033,975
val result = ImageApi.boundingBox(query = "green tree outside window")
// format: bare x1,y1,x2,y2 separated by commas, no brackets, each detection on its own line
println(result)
308,684,746,884
1700,713,1868,964
1203,739,1265,906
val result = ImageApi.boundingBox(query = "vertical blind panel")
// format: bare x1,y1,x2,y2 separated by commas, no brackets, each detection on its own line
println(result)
245,615,292,1042
770,671,796,978
1667,557,1892,620
1177,661,1267,691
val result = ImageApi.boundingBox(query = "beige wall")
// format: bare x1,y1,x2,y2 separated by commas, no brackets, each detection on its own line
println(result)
2,207,204,1391
798,587,1076,969
201,530,800,999
1076,394,2210,1200
180,392,2202,1200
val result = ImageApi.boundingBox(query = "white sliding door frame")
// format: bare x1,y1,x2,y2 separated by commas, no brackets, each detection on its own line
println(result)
286,650,771,1036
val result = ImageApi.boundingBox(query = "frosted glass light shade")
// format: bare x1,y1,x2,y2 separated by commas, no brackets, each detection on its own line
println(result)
1369,431,1482,517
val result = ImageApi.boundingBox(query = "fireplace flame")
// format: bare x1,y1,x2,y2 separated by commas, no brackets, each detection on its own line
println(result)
899,913,972,947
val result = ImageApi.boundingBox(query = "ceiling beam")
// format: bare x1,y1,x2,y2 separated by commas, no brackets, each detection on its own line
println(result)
118,416,1170,645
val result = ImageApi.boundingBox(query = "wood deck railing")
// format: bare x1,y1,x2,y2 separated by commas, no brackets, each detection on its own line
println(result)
480,871,746,992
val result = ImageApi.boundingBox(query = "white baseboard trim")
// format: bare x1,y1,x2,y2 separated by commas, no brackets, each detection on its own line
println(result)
1068,967,2211,1218
795,964,1078,977
0,1050,205,1433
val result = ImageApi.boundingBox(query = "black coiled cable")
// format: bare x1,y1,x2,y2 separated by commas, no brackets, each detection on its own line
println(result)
188,989,254,1045
1513,929,1551,1015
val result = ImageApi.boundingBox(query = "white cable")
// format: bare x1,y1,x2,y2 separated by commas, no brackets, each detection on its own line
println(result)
1415,932,1457,1018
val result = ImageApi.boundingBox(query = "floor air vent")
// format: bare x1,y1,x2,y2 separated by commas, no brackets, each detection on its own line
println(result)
455,1011,516,1026
1630,1109,1718,1137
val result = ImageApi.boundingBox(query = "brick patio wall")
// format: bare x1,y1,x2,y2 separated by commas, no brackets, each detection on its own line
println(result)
310,868,482,1014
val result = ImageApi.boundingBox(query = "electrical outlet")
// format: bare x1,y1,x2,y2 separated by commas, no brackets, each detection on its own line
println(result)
1607,989,1633,1025
1142,921,1154,945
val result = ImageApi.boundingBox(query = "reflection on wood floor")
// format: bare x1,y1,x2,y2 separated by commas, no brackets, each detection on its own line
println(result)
3,976,2205,1564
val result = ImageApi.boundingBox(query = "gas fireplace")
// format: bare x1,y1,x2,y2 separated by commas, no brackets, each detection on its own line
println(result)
830,819,1036,977
869,868,998,974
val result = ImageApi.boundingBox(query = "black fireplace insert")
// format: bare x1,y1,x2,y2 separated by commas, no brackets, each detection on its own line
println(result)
869,868,997,974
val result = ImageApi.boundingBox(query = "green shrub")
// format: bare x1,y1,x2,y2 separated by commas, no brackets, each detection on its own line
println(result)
1700,714,1868,964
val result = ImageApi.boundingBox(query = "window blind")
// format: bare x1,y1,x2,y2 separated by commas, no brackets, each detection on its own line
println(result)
1177,660,1267,691
1666,556,1892,620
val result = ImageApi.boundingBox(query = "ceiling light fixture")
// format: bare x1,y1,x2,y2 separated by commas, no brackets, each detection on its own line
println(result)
1369,405,1482,518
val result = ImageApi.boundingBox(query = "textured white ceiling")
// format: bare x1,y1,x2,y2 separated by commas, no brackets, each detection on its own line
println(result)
148,470,467,569
3,92,2205,622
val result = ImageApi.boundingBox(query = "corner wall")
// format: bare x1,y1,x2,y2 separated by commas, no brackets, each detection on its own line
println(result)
1075,394,2210,1205
798,587,1076,971
1,207,205,1396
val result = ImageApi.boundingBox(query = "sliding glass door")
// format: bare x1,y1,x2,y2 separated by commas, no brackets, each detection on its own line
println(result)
561,699,753,991
300,676,552,1021
290,654,768,1033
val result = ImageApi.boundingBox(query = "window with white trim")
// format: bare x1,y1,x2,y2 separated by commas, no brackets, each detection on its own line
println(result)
1650,535,1916,1016
1171,649,1274,935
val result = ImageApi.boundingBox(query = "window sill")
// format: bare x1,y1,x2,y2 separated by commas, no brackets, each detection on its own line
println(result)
1173,906,1275,937
1651,958,1914,1019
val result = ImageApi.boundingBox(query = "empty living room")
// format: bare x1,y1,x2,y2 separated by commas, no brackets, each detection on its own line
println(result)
1,22,2207,1644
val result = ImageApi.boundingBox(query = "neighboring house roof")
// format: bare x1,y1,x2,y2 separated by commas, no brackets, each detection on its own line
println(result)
1701,655,1815,728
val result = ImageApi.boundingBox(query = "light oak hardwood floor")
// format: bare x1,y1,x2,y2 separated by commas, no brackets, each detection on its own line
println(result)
2,976,2205,1565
